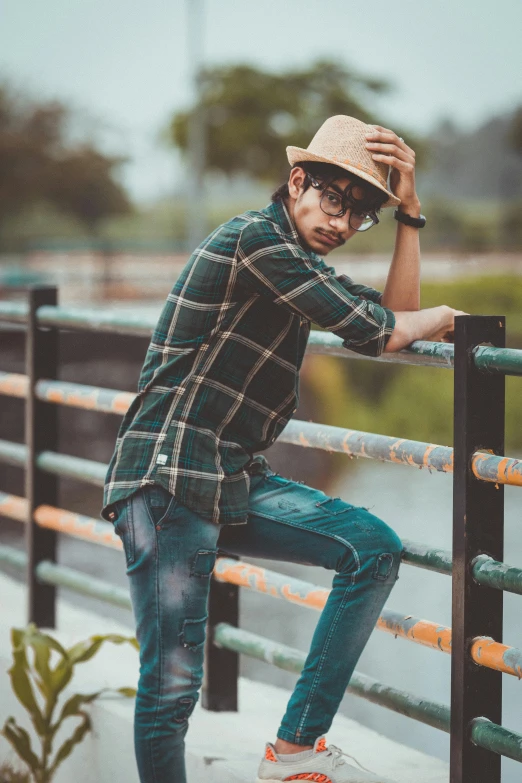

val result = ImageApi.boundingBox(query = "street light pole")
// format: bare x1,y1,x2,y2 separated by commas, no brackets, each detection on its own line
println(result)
186,0,206,253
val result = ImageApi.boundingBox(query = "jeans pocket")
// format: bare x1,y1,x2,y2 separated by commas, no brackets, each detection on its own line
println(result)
113,498,135,567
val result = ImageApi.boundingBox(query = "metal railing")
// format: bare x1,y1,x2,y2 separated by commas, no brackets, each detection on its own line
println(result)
1,286,522,781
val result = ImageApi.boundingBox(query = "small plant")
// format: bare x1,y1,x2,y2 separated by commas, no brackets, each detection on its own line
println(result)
1,624,138,783
0,762,30,783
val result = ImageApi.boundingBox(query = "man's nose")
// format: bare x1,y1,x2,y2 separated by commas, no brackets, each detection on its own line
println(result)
328,212,351,235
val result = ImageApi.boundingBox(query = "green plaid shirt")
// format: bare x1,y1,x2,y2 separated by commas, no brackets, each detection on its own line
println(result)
102,199,395,525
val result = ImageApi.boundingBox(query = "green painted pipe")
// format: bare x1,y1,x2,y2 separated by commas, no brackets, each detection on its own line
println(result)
214,623,522,762
36,561,131,609
2,298,522,375
0,545,131,610
0,439,26,467
37,451,107,487
400,539,453,574
214,622,450,732
471,717,522,763
0,544,26,570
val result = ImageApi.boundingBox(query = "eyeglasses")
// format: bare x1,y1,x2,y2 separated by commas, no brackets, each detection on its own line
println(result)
305,174,380,232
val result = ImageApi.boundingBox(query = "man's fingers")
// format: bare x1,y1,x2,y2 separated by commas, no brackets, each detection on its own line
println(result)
369,154,414,172
366,128,414,155
365,141,414,163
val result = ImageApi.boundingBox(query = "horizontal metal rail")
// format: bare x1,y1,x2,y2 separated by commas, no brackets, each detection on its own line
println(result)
2,300,522,375
214,558,522,678
0,372,135,414
400,538,452,574
0,492,121,549
3,489,522,676
2,384,522,485
213,623,522,763
0,545,131,609
0,439,106,485
3,489,521,596
280,421,522,487
401,539,522,596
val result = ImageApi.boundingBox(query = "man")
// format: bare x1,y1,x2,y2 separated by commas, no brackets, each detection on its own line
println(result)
102,115,464,783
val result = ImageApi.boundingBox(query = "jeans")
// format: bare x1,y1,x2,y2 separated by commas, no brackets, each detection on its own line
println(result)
110,461,402,783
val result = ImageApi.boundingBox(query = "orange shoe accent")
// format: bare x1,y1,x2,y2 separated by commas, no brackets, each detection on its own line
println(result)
315,737,328,753
265,746,278,762
283,774,332,782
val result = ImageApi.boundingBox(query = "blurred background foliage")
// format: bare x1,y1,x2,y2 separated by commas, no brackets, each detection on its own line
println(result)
0,59,521,253
0,83,132,250
306,275,522,453
169,60,424,182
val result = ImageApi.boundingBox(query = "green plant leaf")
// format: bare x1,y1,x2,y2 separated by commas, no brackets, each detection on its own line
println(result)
8,632,46,737
67,633,138,664
1,717,41,776
50,691,102,739
48,712,91,778
115,686,136,698
49,656,73,697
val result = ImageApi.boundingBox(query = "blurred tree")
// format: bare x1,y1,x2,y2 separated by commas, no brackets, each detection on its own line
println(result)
170,60,421,183
47,147,131,234
0,83,132,248
508,105,522,155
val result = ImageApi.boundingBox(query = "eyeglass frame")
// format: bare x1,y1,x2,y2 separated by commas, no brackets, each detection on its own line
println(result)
304,173,380,232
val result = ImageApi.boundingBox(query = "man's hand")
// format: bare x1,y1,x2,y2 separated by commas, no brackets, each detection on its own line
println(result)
424,306,469,343
365,126,419,213
385,306,469,353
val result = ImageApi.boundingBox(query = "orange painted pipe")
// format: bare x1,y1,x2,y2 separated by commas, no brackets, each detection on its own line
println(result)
215,557,522,678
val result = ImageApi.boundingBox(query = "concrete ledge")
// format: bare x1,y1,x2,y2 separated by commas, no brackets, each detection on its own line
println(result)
0,572,449,782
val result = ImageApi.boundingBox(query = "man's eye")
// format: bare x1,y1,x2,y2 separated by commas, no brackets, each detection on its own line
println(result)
325,191,341,206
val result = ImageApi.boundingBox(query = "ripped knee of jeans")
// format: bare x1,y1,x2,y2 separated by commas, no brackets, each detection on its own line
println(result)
372,552,399,581
172,695,198,724
179,616,207,651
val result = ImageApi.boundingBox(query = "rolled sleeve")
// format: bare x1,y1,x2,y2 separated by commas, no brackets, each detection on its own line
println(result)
237,221,395,357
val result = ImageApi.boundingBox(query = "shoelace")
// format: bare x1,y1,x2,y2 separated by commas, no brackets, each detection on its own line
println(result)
326,744,377,776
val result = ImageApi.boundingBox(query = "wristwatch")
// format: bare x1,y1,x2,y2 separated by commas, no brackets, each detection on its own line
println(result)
394,209,426,228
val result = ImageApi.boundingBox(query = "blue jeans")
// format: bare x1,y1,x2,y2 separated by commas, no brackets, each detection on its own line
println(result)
110,461,402,783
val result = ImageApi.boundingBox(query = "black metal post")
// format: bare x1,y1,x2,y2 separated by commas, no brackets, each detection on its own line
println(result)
202,557,239,711
451,315,505,783
25,286,59,627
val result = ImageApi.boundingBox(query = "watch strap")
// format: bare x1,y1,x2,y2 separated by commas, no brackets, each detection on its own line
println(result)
394,209,426,228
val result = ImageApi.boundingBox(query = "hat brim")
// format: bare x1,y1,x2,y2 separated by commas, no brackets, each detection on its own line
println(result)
286,146,400,208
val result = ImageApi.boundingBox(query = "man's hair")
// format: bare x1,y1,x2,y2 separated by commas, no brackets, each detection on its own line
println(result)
272,160,388,212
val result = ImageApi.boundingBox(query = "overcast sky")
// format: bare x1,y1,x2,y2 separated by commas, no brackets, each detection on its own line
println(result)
2,0,521,202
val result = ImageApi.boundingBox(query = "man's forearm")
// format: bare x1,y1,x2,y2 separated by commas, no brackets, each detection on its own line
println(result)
384,306,451,353
380,200,422,312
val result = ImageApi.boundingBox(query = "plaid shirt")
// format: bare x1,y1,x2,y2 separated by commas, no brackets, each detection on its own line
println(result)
102,199,395,525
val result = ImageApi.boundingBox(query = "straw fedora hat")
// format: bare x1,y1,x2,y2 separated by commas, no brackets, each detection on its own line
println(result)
286,115,400,208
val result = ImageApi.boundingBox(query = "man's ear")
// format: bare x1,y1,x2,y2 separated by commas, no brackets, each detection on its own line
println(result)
288,167,306,200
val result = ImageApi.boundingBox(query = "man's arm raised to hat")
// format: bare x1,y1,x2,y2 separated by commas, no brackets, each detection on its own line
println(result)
365,126,420,313
364,126,468,352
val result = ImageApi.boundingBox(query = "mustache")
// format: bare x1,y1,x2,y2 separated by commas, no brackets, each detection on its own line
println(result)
316,228,346,246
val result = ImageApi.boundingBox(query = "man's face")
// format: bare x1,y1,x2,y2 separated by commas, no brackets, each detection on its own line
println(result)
287,168,370,255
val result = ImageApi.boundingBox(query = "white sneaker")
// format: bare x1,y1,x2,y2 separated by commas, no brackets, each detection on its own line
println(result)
255,735,395,783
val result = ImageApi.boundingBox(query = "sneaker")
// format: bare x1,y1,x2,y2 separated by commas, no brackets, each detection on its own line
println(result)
255,735,395,783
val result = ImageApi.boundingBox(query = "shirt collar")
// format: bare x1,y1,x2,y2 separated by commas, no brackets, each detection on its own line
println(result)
261,198,300,243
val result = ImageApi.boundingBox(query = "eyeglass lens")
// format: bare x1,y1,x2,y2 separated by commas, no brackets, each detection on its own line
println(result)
319,190,376,232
